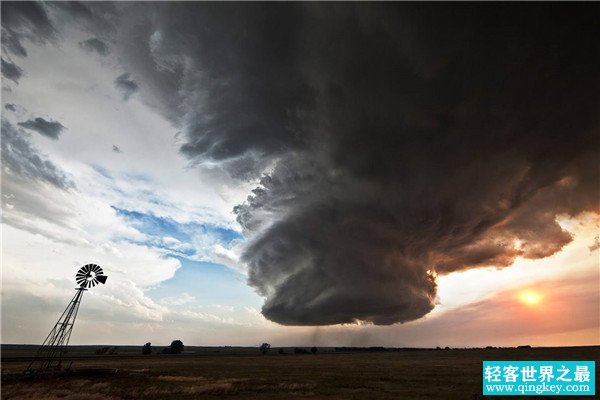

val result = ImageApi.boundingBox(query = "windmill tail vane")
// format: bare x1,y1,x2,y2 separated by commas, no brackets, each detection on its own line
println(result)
25,264,108,374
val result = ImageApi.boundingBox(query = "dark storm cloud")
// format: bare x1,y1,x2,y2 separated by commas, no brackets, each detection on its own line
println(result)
114,72,139,100
113,3,599,325
1,119,73,189
112,145,122,153
110,2,313,173
0,1,56,57
79,37,109,56
18,117,65,140
5,103,17,111
2,31,28,57
172,3,313,163
52,1,94,19
48,1,118,41
1,58,23,83
590,236,600,253
1,1,116,59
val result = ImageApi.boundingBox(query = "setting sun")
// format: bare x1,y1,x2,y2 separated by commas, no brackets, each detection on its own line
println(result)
518,289,543,306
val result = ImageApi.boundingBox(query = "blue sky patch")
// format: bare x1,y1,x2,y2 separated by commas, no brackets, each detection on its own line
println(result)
112,206,243,262
147,257,261,309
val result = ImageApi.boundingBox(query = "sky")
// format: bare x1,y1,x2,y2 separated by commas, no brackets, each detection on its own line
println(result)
1,2,598,347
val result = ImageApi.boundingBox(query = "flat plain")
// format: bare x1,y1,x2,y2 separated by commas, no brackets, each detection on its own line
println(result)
1,345,598,399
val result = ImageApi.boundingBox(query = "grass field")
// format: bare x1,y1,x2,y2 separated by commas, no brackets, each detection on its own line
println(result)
1,346,598,399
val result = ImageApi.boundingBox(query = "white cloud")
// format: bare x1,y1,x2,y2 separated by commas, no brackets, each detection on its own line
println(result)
159,292,196,306
2,26,254,230
212,240,247,274
0,20,261,346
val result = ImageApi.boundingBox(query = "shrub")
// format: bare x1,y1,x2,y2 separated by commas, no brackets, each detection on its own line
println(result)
259,343,271,355
142,342,152,355
170,340,184,354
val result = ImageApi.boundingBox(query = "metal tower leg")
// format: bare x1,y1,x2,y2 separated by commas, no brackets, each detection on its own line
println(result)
25,288,86,374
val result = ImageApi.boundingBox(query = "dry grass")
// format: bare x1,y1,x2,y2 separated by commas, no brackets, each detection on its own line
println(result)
2,346,597,399
157,375,207,382
1,378,122,400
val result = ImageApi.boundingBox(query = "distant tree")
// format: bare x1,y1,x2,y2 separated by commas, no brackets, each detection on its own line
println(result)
311,346,318,354
161,347,171,354
95,346,109,355
142,342,152,355
170,340,184,354
294,347,309,354
278,348,285,355
259,343,271,355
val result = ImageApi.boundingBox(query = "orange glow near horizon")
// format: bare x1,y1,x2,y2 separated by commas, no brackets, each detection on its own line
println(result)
518,289,543,306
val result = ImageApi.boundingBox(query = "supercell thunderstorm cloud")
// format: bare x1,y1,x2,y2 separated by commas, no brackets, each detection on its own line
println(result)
163,3,599,325
3,2,599,326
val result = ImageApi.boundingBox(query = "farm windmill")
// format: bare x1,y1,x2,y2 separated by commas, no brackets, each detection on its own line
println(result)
26,264,108,374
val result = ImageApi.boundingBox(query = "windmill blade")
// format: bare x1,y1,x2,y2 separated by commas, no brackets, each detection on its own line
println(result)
96,275,108,284
92,265,103,274
76,273,86,284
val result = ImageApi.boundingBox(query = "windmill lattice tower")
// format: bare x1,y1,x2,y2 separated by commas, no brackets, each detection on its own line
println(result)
26,264,108,374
